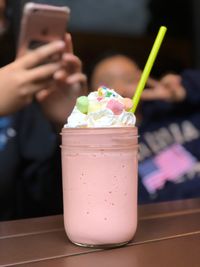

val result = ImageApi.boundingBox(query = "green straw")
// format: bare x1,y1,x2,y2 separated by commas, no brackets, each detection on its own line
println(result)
130,26,167,113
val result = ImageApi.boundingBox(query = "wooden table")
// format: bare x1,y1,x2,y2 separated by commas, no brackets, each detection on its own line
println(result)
0,198,200,267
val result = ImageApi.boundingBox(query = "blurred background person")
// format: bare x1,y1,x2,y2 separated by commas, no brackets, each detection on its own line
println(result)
90,53,200,203
0,32,87,221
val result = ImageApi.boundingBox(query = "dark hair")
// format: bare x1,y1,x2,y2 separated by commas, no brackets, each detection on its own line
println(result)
87,50,139,88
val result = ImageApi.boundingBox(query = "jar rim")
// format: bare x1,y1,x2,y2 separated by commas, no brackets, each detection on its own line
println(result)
61,126,138,135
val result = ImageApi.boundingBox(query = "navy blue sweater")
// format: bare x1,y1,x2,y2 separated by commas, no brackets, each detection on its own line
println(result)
138,70,200,203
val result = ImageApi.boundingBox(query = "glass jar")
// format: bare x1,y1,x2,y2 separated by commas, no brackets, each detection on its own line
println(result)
61,127,138,248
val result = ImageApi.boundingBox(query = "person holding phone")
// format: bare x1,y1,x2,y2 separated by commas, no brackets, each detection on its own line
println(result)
0,33,87,221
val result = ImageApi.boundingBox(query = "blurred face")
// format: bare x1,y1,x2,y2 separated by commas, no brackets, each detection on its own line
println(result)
91,55,141,98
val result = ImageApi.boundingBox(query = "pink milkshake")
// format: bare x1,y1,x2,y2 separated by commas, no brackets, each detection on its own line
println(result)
61,86,138,248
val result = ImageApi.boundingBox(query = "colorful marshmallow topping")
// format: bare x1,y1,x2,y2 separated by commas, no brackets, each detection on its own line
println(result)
65,86,136,128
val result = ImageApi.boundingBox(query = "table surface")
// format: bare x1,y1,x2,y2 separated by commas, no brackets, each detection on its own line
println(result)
0,198,200,267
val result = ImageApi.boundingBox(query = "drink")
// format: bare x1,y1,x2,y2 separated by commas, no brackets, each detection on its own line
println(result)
61,87,138,247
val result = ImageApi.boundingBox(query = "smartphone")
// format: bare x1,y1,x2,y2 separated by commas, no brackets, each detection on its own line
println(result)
17,2,70,58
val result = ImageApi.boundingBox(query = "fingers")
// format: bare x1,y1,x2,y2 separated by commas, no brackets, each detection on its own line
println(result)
67,73,88,94
66,73,87,85
19,41,66,69
53,53,82,82
141,74,185,102
53,69,66,81
53,72,88,95
64,33,73,53
27,62,61,82
20,81,52,97
160,74,181,86
141,86,171,101
146,77,159,87
36,89,53,102
159,74,186,102
62,53,82,73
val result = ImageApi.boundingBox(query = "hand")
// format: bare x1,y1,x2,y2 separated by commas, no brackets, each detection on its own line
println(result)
0,41,66,116
36,34,88,127
141,74,186,103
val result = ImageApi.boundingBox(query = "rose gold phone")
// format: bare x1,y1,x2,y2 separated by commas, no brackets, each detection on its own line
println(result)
17,2,70,57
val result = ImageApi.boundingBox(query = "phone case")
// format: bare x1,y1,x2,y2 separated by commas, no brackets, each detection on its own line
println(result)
17,2,70,57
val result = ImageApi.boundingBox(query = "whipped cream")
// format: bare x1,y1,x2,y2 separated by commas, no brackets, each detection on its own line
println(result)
65,87,136,128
